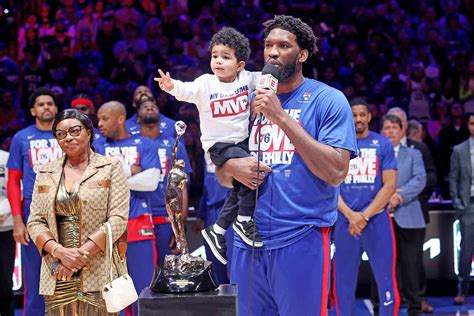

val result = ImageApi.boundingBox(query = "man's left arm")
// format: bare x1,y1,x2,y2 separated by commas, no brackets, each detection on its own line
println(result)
276,116,350,186
276,117,350,186
363,139,398,219
253,89,355,186
362,169,397,219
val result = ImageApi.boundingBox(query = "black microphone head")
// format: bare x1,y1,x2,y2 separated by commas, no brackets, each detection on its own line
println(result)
262,64,279,78
257,64,279,91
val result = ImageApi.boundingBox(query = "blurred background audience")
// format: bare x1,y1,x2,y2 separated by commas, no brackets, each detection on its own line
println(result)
0,0,473,204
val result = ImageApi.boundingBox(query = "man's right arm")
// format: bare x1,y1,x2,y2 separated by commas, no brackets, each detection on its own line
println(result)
338,195,355,220
216,156,271,189
7,169,29,245
338,196,368,236
6,134,30,245
6,134,23,218
7,169,22,217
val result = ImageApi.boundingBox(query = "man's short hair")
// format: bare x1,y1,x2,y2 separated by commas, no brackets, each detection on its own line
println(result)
263,15,318,57
381,114,403,129
29,87,56,108
209,27,250,62
387,107,407,122
407,119,423,136
349,97,369,110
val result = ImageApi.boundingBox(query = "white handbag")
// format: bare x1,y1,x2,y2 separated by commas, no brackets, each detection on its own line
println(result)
102,222,138,313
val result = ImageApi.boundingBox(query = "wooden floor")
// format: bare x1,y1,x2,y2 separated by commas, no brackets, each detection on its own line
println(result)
345,296,474,316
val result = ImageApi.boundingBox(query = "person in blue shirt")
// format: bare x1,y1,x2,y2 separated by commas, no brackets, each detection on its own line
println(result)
333,98,399,316
138,99,192,265
218,15,358,315
7,87,61,315
95,101,160,316
126,85,176,139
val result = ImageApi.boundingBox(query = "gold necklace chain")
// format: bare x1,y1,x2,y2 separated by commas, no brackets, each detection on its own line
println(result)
66,157,89,169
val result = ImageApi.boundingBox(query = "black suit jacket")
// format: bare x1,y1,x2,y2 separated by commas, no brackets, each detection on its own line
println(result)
407,139,437,223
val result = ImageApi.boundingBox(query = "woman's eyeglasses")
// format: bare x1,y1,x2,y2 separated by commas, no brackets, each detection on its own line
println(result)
55,125,84,140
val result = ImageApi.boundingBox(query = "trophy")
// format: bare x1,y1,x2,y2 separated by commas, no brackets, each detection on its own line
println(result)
150,121,217,293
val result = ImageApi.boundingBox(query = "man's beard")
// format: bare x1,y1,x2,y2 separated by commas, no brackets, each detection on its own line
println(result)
355,124,368,135
39,112,55,123
141,114,159,124
276,56,298,81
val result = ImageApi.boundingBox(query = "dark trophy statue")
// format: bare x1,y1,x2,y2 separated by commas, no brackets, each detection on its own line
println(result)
150,121,217,293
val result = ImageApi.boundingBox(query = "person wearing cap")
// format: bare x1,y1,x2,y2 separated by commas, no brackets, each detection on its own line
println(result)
71,94,95,119
70,94,103,143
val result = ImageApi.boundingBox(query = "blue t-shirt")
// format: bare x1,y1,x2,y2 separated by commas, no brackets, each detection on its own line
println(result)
197,153,231,219
126,113,177,139
340,132,397,214
94,134,160,219
243,79,358,250
92,127,104,144
7,125,62,202
149,136,191,217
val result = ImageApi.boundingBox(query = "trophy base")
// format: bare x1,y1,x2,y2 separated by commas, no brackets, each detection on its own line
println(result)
138,284,237,316
150,260,217,293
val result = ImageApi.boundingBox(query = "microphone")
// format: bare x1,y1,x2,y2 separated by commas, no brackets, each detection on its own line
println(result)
256,64,279,92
